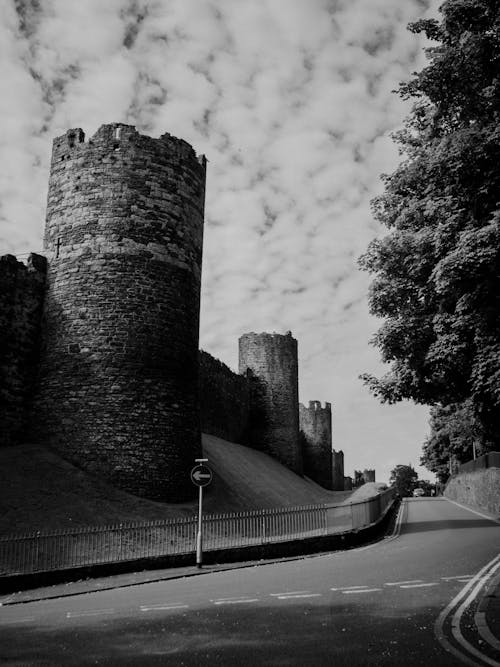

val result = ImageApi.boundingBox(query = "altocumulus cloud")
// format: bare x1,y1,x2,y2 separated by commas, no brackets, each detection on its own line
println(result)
1,0,440,481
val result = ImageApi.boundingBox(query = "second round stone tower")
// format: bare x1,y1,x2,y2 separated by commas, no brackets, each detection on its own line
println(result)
239,331,302,474
34,123,206,502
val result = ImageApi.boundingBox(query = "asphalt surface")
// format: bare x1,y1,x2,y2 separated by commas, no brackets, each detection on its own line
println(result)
1,497,499,666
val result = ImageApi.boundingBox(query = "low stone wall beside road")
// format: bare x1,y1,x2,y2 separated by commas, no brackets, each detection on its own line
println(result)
445,467,500,516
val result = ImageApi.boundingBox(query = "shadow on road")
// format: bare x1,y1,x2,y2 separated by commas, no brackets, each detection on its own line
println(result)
401,518,497,534
0,599,458,666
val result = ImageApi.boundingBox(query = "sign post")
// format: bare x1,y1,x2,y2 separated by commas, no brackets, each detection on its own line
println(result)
190,458,213,568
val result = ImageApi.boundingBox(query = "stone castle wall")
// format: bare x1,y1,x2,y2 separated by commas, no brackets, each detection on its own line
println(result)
239,332,302,474
199,350,249,444
32,124,206,502
1,123,355,502
299,401,333,489
0,254,46,447
332,449,345,491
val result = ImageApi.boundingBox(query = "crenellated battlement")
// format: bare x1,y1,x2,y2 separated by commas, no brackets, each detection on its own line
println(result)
52,123,206,165
305,400,331,412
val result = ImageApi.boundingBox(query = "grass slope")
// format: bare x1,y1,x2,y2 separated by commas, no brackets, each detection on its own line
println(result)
0,435,384,535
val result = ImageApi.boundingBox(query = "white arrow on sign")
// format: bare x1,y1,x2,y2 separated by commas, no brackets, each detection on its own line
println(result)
191,464,213,487
193,471,211,482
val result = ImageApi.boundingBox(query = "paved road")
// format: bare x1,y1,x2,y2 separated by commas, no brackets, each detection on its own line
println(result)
1,497,499,665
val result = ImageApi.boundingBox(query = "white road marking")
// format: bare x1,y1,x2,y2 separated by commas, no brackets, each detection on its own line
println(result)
434,552,500,666
66,609,115,618
269,591,310,597
140,604,189,612
213,599,260,605
385,580,423,586
338,585,371,590
277,593,322,600
342,589,382,594
451,555,500,666
0,617,35,625
210,595,258,602
399,583,438,589
442,575,473,581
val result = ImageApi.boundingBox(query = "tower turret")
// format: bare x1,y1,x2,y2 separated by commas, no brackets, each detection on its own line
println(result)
239,331,302,474
33,123,206,502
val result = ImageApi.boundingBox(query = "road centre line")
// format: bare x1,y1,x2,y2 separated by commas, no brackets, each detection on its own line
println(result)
213,599,260,605
441,575,473,581
338,585,371,590
342,589,382,594
400,583,438,589
269,591,310,597
210,596,259,602
66,609,115,618
140,604,189,612
385,580,423,586
277,593,322,600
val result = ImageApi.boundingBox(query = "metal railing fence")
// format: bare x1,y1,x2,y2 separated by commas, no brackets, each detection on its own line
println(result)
0,489,394,576
457,451,500,475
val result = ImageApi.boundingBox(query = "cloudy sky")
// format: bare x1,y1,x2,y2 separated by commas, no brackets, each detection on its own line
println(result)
2,0,441,483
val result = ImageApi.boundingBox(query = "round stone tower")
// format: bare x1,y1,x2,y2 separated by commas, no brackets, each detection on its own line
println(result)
34,123,206,502
238,331,302,474
299,401,333,489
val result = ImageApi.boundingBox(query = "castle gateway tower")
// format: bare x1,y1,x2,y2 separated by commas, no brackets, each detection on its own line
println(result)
34,124,206,502
239,331,302,474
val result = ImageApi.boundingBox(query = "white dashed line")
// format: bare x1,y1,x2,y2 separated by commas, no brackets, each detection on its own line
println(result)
385,580,423,586
342,589,382,594
338,585,371,590
0,617,35,625
400,583,438,589
66,609,115,618
270,591,310,597
277,593,322,600
140,604,189,612
213,599,260,605
441,575,473,581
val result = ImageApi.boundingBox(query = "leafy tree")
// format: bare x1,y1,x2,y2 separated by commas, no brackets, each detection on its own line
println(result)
389,464,419,497
359,0,500,447
420,398,483,480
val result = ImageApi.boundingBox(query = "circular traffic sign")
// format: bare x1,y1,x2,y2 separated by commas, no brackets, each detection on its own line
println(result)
190,464,213,487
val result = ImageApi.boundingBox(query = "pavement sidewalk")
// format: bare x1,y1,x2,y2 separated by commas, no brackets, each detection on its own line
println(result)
0,555,297,607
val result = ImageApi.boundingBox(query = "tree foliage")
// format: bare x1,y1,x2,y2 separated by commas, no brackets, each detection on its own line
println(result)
420,398,484,480
389,464,419,497
359,0,500,446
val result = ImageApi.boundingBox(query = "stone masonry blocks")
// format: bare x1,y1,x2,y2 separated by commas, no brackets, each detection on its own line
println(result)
32,123,206,502
299,400,333,489
0,254,46,447
238,331,302,474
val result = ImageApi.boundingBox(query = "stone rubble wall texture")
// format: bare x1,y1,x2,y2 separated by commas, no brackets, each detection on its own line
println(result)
445,467,500,516
299,401,333,489
332,449,345,491
199,350,249,444
239,332,302,474
32,124,206,502
0,254,46,447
